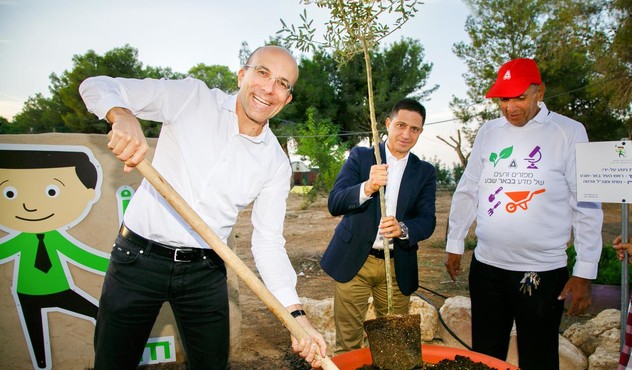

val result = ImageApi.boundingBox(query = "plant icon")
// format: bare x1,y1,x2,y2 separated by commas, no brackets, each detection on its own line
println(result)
489,145,514,167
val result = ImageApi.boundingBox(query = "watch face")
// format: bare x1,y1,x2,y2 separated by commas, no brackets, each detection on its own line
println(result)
399,222,408,237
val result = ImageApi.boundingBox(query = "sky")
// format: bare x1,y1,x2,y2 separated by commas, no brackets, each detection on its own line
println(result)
0,0,471,166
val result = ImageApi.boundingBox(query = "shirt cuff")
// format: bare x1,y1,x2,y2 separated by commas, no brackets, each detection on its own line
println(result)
359,181,371,204
272,286,301,308
572,260,599,280
94,96,130,121
446,238,465,255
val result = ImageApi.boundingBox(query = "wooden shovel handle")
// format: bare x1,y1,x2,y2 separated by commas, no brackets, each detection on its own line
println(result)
135,160,337,370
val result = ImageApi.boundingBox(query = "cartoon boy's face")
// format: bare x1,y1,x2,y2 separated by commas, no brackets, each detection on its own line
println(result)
0,167,96,233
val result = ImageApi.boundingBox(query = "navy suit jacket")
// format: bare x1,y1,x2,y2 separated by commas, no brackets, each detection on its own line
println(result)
320,143,437,295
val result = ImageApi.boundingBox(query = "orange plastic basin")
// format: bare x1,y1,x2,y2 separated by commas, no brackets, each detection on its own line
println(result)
331,345,519,369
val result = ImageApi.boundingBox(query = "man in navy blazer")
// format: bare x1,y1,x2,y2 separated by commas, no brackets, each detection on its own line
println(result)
320,98,437,354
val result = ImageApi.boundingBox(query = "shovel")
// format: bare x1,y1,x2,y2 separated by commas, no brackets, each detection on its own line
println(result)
135,159,337,370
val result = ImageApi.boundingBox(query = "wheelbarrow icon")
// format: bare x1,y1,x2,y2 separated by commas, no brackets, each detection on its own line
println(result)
505,188,546,213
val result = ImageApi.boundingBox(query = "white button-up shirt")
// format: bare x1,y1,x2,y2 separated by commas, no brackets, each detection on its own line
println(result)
358,144,409,248
80,76,299,306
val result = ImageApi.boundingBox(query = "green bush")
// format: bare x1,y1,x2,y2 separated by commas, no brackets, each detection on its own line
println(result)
567,244,632,285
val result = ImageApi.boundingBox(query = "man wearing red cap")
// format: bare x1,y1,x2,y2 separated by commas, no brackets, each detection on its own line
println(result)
444,58,603,370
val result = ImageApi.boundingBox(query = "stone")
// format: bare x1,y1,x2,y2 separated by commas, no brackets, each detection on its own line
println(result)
559,334,588,370
300,297,336,356
436,296,472,349
563,308,620,355
588,344,620,370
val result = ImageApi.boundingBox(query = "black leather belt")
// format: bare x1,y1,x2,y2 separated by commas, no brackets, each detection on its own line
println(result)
119,224,223,264
368,248,394,259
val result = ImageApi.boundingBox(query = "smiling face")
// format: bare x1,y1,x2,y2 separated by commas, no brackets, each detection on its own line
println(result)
385,109,424,159
235,46,298,136
0,167,96,233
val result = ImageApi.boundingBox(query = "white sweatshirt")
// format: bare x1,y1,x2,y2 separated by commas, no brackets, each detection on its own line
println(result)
447,103,603,279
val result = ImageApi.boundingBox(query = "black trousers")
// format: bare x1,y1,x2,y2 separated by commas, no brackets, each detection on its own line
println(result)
94,233,228,370
469,255,567,370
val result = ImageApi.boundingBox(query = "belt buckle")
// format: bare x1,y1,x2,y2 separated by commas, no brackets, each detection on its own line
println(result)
173,248,193,262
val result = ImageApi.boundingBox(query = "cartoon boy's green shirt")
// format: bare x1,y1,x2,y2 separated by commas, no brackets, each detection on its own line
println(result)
0,230,110,295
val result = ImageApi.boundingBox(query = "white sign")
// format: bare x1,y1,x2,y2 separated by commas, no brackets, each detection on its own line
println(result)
139,336,176,365
576,140,632,203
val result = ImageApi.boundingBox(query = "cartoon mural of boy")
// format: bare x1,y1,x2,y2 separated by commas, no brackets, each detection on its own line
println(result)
0,144,110,370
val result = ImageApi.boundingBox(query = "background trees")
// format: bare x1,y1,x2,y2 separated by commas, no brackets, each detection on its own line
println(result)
448,0,631,165
278,38,436,147
4,38,434,147
7,45,237,136
3,0,630,173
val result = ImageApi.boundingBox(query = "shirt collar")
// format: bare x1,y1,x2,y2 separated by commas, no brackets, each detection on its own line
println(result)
531,101,550,125
501,101,550,128
385,142,409,164
223,94,271,144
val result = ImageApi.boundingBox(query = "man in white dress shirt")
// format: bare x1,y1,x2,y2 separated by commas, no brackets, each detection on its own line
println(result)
79,45,326,370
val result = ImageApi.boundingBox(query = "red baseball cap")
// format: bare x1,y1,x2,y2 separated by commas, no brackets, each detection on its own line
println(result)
485,58,542,98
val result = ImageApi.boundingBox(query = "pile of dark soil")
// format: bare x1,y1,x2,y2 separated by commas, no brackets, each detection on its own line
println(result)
357,355,503,369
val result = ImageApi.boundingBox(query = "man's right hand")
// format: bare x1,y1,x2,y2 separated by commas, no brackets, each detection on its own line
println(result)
105,107,148,173
364,164,388,196
445,252,462,281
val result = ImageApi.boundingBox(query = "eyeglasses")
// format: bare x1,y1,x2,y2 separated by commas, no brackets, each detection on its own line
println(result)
243,64,293,94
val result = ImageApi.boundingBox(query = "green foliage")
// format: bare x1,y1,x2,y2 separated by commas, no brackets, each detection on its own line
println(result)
294,107,348,199
451,0,548,143
423,156,455,187
453,164,465,185
567,244,632,285
537,0,627,141
278,39,436,147
278,0,427,171
280,1,420,63
0,116,13,134
464,237,478,251
187,64,238,93
10,45,185,136
10,93,67,133
590,0,632,138
50,45,146,134
450,0,628,153
7,39,436,145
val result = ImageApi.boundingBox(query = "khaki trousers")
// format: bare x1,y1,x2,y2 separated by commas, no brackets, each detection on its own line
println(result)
333,254,410,355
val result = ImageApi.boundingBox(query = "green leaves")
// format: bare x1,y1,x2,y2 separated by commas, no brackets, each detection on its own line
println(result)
9,45,188,136
278,1,420,65
489,145,513,167
294,107,348,194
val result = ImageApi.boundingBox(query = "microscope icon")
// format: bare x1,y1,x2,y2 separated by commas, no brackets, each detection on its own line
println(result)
525,146,541,169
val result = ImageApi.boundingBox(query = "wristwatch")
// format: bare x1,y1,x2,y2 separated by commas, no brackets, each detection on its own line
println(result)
398,222,409,240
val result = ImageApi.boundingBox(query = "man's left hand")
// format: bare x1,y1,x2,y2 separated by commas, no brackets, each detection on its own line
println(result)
378,216,402,239
290,314,327,368
558,276,592,316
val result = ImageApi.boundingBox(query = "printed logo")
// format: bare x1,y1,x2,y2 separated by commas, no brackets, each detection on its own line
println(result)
505,188,546,213
615,144,626,158
487,186,504,217
503,70,512,80
139,336,176,365
489,145,513,167
525,146,542,169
